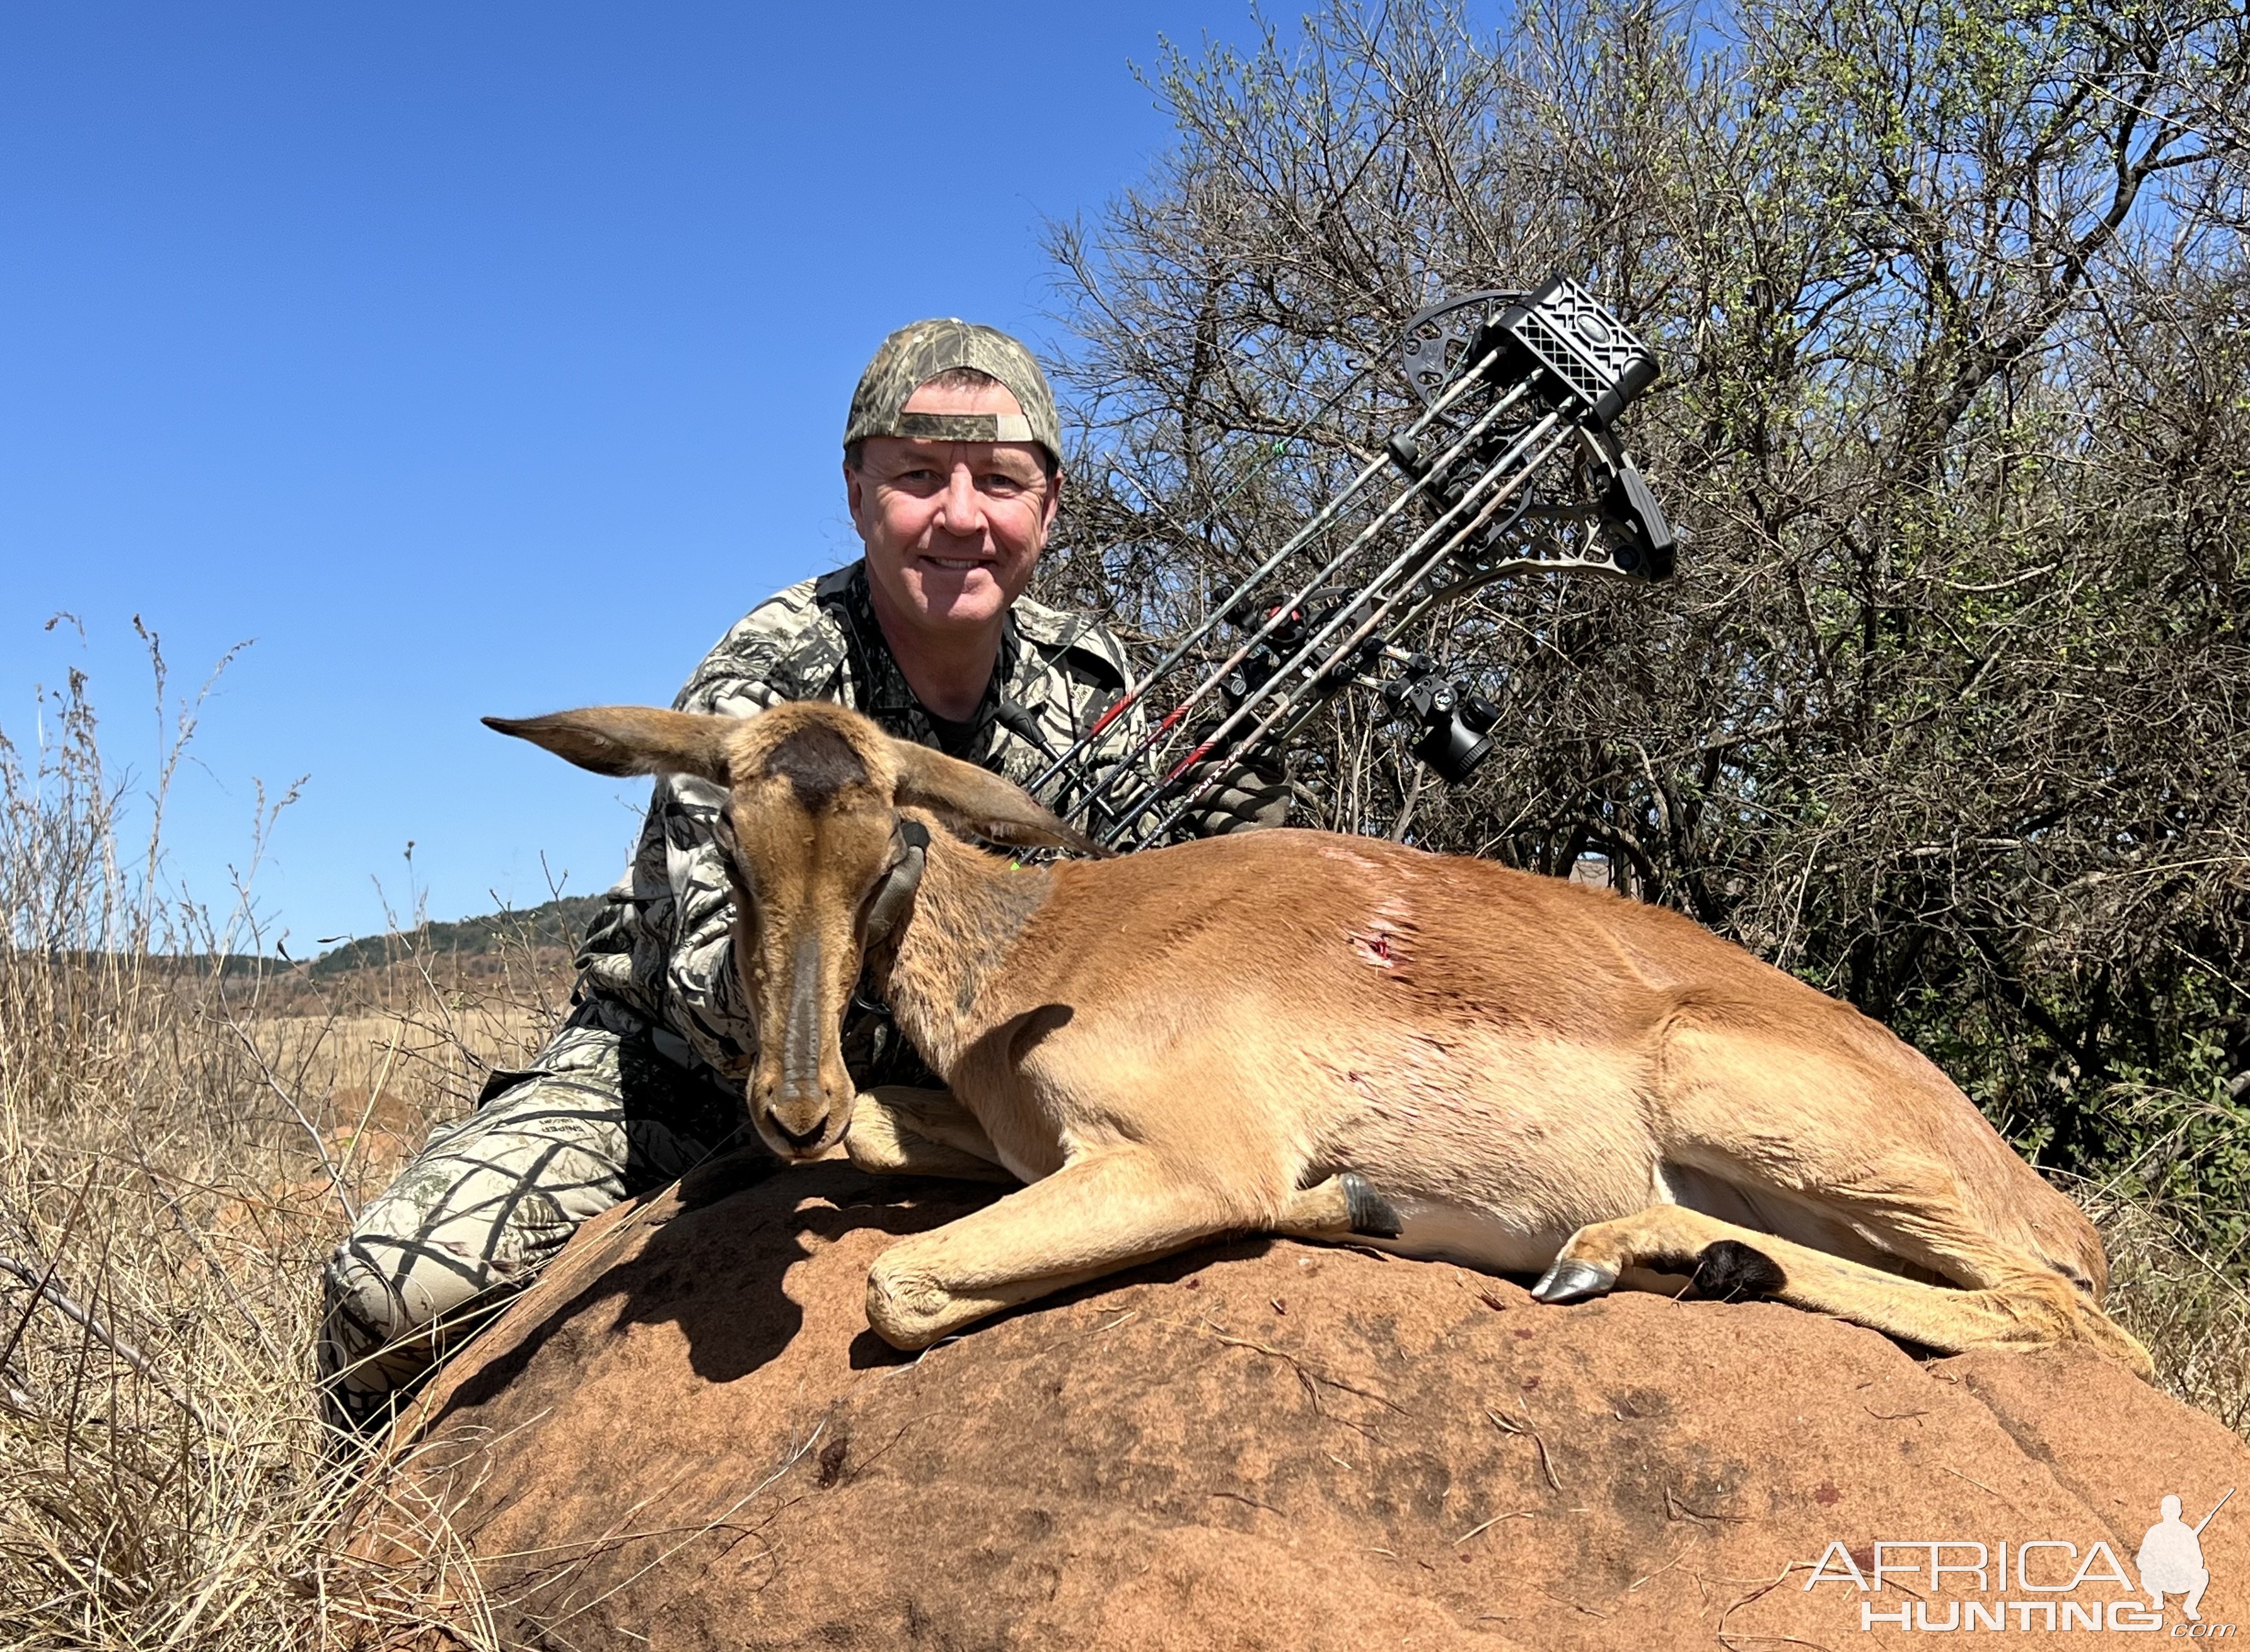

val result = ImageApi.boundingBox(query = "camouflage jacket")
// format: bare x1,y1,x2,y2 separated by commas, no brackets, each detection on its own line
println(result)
572,560,1152,1083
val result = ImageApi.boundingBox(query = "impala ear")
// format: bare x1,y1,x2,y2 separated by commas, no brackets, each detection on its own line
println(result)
890,741,1112,858
483,707,736,786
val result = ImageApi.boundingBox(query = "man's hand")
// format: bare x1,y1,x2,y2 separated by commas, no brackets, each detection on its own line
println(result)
1180,749,1291,836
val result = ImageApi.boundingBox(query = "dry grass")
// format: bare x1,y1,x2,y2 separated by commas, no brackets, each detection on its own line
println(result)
2072,1095,2250,1436
2097,1202,2250,1434
1,654,574,1648
2,650,2245,1649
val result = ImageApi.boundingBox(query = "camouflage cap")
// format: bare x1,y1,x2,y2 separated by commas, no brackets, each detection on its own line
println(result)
843,318,1062,466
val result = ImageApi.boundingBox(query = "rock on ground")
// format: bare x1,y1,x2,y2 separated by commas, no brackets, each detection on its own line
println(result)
352,1154,2250,1650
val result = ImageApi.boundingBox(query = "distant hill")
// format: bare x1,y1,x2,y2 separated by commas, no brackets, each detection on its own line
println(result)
9,896,608,1020
305,894,608,978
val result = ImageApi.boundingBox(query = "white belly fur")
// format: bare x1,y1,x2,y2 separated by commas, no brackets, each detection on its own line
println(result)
1348,1194,1565,1273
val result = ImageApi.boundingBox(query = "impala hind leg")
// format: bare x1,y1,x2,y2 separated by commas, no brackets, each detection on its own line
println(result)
866,1149,1248,1349
1533,1204,2152,1375
1656,1014,2109,1295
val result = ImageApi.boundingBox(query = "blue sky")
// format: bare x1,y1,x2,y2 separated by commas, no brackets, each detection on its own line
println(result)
0,1,1229,952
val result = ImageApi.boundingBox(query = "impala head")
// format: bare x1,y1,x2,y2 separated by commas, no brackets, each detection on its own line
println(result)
485,701,1099,1161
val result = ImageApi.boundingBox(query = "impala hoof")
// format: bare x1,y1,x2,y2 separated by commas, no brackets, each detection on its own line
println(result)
1531,1258,1616,1303
1689,1240,1787,1302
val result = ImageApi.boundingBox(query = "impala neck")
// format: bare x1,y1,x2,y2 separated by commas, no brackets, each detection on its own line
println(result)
871,816,1054,1078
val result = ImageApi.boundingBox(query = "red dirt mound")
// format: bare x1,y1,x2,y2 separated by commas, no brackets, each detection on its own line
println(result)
354,1154,2250,1649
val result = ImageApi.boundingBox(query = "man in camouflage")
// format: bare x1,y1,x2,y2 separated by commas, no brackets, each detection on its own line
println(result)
318,320,1284,1433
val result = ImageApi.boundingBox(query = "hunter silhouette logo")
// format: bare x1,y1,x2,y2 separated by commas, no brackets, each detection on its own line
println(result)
2138,1489,2230,1622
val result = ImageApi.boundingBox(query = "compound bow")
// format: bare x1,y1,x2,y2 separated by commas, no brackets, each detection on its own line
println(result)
1026,273,1678,851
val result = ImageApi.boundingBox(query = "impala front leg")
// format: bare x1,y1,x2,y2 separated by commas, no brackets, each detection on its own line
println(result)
846,1087,1018,1184
866,1148,1244,1349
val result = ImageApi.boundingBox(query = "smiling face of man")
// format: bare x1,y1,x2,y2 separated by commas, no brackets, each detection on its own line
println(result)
845,374,1061,644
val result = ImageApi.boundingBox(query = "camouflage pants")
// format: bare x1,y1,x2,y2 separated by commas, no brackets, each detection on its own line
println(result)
316,999,751,1434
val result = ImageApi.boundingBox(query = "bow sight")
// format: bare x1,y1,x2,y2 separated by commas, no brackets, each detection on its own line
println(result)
1029,274,1676,850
